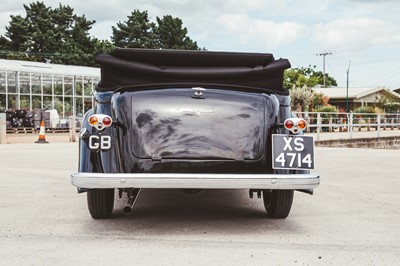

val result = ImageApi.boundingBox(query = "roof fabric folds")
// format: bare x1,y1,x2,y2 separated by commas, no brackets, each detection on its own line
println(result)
95,48,291,94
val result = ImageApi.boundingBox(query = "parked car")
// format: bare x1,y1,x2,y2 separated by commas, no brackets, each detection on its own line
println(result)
71,48,319,219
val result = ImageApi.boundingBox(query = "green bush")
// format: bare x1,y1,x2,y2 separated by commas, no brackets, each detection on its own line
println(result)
353,106,375,114
316,105,338,113
353,106,378,121
315,105,338,124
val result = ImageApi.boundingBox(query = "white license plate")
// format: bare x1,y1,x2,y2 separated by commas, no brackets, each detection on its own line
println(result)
272,134,315,170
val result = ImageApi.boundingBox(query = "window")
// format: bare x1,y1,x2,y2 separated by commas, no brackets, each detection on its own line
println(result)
7,72,17,94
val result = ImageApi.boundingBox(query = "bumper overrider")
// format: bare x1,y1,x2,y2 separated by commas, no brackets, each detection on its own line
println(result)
71,173,319,190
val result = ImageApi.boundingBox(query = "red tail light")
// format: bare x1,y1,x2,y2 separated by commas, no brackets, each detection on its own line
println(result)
102,116,112,126
284,119,294,130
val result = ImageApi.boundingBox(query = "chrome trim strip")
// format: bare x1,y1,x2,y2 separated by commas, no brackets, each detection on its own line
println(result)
71,173,320,189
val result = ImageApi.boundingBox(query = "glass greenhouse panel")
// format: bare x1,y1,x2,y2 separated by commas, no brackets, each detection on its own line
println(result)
7,72,17,94
54,75,63,95
64,76,73,95
0,71,5,93
42,74,52,95
32,96,42,109
20,95,30,109
64,96,73,116
31,74,42,95
0,94,6,110
19,72,30,94
8,94,17,109
84,77,94,96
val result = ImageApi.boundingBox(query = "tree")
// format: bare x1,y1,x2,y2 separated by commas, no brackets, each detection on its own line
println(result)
284,66,337,90
154,15,199,50
374,92,400,113
4,15,29,51
313,91,330,110
0,1,113,66
112,10,201,50
289,86,314,112
111,10,156,48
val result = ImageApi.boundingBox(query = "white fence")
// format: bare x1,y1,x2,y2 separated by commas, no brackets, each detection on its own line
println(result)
293,112,400,140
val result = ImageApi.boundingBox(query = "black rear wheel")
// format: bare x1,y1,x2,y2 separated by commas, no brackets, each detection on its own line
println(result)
87,189,114,219
263,190,294,219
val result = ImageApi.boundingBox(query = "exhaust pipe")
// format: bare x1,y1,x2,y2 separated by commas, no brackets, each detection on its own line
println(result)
123,188,141,215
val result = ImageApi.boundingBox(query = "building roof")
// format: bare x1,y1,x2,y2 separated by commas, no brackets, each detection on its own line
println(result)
0,58,100,77
313,86,400,100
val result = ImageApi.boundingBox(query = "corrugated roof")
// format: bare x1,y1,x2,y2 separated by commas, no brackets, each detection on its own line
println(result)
0,59,100,77
313,86,400,99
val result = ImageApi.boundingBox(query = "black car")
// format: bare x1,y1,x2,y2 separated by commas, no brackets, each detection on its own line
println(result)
71,48,319,219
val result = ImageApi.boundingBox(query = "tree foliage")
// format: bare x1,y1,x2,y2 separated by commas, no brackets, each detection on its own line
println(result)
0,4,202,66
154,15,199,50
111,10,156,49
313,91,330,110
0,1,114,66
374,92,400,113
289,86,314,112
284,65,337,90
112,10,200,50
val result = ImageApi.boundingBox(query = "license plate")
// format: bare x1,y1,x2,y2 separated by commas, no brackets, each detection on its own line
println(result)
88,133,112,151
272,134,315,170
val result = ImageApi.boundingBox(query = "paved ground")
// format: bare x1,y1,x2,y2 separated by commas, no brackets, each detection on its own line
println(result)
5,133,72,144
0,143,399,265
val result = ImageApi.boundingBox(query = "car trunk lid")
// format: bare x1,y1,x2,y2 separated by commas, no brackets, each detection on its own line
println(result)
115,88,275,161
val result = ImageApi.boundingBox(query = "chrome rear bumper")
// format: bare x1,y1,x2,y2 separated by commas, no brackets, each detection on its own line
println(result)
71,173,320,190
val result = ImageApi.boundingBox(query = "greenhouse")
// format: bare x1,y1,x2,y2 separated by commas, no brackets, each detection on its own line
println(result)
0,59,100,118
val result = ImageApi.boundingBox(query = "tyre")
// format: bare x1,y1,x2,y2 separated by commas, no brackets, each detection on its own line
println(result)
263,190,294,219
87,189,115,219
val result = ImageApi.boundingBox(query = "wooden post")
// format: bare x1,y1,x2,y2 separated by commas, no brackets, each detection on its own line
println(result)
69,116,76,142
317,112,321,141
0,113,6,144
349,113,353,139
377,114,381,138
340,117,344,132
367,117,371,131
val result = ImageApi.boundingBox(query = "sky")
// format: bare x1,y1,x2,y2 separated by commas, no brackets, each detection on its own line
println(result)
1,0,400,89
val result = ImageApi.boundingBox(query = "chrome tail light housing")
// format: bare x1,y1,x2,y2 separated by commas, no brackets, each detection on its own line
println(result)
88,114,113,131
284,118,307,134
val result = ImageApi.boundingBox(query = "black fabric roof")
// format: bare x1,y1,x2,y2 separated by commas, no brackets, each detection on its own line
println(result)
95,48,291,94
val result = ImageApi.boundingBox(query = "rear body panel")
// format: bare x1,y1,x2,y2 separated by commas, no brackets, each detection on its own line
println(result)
113,88,280,174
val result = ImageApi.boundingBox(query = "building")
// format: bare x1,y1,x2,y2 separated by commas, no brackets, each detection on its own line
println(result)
313,86,400,111
0,59,100,117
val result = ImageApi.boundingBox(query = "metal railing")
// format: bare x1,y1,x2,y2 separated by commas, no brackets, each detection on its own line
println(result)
293,112,400,140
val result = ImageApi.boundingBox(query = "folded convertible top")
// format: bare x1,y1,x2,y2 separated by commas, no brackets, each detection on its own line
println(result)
95,48,291,94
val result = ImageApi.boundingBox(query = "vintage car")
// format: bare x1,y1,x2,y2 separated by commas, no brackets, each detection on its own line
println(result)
71,48,319,219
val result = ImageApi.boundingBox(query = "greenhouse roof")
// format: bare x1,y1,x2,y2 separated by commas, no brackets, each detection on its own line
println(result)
0,59,100,77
